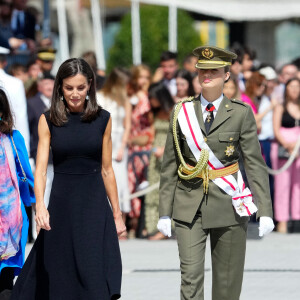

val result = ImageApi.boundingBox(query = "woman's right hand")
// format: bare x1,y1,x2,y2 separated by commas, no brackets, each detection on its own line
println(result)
285,142,297,154
35,205,51,232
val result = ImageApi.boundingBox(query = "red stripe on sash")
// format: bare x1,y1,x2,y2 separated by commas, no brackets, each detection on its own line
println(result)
182,103,236,191
232,194,252,200
243,204,251,216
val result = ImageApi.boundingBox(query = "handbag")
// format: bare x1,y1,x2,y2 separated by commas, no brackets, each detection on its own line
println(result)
10,134,34,200
278,145,290,159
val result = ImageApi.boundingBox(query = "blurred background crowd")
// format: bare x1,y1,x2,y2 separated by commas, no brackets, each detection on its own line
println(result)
1,0,300,242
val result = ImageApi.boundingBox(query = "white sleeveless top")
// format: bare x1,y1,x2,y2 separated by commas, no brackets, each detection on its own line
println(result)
96,92,126,159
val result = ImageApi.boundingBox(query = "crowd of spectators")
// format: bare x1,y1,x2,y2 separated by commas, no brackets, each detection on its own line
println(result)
1,2,300,239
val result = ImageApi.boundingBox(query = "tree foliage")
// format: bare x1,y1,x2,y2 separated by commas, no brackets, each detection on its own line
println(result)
107,5,201,71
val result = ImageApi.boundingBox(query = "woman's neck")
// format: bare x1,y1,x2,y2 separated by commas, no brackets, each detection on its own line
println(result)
202,89,223,102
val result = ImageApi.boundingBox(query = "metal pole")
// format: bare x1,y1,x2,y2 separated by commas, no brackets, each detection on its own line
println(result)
90,0,106,70
56,0,70,61
168,5,177,52
131,1,141,65
43,0,50,39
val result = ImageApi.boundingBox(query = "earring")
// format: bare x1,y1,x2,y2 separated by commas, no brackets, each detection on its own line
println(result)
86,94,90,101
60,95,63,101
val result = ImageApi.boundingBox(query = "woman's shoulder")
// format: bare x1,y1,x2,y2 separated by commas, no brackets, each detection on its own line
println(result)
241,93,251,102
43,110,50,120
99,107,110,120
10,130,27,153
11,129,25,143
137,90,149,102
136,91,151,112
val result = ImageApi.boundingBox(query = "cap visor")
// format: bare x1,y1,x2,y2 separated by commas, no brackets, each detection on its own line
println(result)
195,63,227,69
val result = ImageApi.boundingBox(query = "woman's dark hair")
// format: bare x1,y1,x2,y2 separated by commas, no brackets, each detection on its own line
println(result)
176,69,195,97
148,82,174,114
283,77,300,110
50,58,100,126
0,88,14,134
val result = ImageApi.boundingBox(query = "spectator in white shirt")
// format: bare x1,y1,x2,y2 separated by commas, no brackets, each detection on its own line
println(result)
0,47,30,152
258,66,279,203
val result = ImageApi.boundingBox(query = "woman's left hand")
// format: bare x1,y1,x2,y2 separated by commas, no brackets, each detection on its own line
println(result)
114,214,127,236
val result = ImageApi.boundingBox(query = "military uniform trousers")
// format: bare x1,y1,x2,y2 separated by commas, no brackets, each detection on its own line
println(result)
175,211,248,300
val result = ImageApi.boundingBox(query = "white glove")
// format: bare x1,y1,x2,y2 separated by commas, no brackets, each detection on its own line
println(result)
157,216,172,237
259,216,275,237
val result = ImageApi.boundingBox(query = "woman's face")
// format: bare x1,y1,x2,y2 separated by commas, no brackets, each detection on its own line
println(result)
176,77,189,98
28,63,42,79
137,69,151,91
62,74,91,112
223,79,236,99
255,81,267,97
198,68,230,90
286,79,300,102
149,97,161,109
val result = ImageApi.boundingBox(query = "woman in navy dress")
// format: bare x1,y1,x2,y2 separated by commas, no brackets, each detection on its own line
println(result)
12,58,126,300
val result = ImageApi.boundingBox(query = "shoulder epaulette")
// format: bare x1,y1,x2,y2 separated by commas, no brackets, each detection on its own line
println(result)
230,98,247,106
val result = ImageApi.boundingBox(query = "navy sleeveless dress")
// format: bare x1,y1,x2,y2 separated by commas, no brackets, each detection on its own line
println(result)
11,109,122,300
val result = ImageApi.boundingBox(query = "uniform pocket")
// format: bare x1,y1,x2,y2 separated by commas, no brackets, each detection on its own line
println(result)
218,132,240,142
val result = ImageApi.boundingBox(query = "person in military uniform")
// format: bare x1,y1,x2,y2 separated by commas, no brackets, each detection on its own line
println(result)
157,46,275,300
36,47,56,75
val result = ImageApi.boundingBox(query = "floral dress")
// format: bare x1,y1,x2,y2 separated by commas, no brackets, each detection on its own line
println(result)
128,92,152,218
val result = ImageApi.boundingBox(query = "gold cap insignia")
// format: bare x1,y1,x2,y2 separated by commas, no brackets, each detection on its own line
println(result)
225,145,235,157
202,48,214,60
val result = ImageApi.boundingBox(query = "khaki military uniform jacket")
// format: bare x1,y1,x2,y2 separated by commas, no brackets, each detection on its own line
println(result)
159,95,273,229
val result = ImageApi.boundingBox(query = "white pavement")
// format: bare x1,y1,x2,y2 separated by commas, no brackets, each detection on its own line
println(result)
25,232,300,300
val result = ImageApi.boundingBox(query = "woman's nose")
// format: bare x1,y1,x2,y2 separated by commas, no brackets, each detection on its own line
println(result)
72,89,79,97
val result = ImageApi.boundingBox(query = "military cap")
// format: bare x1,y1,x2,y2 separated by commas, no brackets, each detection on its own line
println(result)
37,47,57,61
193,46,237,69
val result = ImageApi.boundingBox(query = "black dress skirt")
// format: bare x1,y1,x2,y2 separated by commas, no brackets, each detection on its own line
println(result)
11,109,122,300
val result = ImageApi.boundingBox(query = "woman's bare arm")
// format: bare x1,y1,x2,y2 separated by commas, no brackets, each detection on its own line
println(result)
102,117,126,235
34,114,51,231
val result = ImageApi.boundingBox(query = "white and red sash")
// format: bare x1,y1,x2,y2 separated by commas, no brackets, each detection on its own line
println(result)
177,101,257,217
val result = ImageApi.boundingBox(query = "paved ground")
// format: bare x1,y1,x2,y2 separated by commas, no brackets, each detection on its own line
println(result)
25,230,300,300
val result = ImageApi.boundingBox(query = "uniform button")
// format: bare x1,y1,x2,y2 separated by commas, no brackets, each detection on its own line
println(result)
204,137,207,142
225,104,229,108
230,137,233,141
